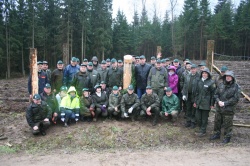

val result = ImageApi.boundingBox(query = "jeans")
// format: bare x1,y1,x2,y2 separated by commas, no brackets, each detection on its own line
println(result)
137,88,146,99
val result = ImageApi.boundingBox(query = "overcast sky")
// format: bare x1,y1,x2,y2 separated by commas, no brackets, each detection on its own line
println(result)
112,0,241,23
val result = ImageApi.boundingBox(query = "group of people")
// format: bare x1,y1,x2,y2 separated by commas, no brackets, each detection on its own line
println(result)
26,55,239,144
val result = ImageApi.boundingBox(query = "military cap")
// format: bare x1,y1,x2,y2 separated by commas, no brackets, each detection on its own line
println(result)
94,84,101,89
186,61,191,65
83,58,88,62
161,59,166,63
135,56,140,59
106,58,111,62
71,57,77,62
173,59,179,63
101,60,106,64
43,61,48,64
60,86,68,91
146,85,152,89
76,58,80,62
57,60,63,64
100,81,106,84
151,56,156,60
140,55,146,59
80,63,87,67
118,60,123,63
220,66,228,72
165,87,172,92
88,62,93,66
156,59,161,63
111,58,117,63
112,86,119,90
33,94,41,100
37,61,43,65
82,88,89,92
191,64,197,68
198,61,206,66
128,84,134,90
165,58,170,61
45,83,51,88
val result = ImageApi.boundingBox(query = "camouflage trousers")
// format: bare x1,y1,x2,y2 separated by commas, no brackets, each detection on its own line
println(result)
152,88,165,102
108,107,121,117
213,111,234,138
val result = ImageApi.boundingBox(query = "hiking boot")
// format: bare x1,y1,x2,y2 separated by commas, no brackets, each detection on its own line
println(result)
222,137,231,144
40,130,46,136
93,118,97,122
185,122,191,128
210,134,220,140
152,120,157,126
190,122,196,129
64,122,68,127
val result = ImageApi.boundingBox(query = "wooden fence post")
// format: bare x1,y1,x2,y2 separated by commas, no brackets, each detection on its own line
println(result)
123,55,133,90
207,40,215,73
63,43,69,65
30,48,38,96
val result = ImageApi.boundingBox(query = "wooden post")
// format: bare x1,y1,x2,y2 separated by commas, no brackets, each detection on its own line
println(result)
63,43,69,64
207,40,214,73
123,55,133,89
30,48,38,96
156,46,162,59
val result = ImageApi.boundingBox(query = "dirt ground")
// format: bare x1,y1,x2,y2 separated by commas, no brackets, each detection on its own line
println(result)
0,77,250,165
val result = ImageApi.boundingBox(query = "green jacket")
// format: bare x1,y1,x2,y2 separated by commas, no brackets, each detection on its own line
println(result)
97,68,108,83
195,69,215,110
109,92,122,108
106,67,123,88
214,71,239,114
88,69,101,89
161,94,180,114
182,72,200,102
141,93,160,110
121,93,140,111
26,101,52,127
147,67,168,89
92,92,108,108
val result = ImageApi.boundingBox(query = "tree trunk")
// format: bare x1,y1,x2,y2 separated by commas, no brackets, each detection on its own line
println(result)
30,48,38,96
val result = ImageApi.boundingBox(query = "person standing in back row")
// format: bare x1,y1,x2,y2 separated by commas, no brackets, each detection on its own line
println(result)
135,55,151,98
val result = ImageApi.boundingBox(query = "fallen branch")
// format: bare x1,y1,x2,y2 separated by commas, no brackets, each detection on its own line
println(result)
0,97,29,102
233,123,250,128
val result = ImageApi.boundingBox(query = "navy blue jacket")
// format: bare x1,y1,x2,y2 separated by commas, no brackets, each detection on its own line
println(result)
28,71,48,95
135,63,151,89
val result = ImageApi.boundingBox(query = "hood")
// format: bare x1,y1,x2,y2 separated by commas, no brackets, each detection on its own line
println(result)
92,56,98,62
223,70,235,83
67,86,77,94
168,65,176,72
200,68,211,79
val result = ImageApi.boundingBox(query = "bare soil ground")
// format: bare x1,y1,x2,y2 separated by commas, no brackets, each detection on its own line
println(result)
0,77,250,166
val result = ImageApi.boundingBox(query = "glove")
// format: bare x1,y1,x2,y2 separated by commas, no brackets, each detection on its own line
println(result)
182,95,187,101
218,101,225,107
128,107,133,114
124,112,129,118
101,105,107,112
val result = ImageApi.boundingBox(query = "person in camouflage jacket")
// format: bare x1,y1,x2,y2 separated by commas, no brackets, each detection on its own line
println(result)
141,86,160,126
108,86,122,119
121,85,140,122
210,70,239,144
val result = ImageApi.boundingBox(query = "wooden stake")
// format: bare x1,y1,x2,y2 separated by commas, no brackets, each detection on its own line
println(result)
207,40,214,73
30,48,38,96
233,123,250,128
123,55,133,89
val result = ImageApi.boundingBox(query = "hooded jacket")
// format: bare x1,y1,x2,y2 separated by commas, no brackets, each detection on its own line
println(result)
195,68,215,110
92,56,101,70
60,86,80,112
214,71,239,114
168,66,179,94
